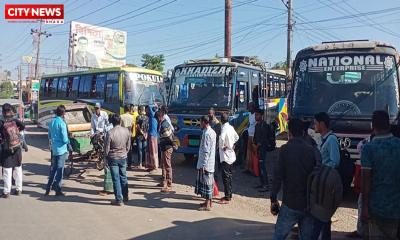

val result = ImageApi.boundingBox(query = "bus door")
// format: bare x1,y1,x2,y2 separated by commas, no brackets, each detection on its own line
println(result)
232,68,250,133
103,72,120,114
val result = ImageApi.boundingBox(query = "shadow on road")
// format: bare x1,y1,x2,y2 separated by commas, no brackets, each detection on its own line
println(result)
131,217,273,240
126,191,200,211
25,125,51,152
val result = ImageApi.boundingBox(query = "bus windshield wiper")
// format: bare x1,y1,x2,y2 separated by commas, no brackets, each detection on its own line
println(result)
335,64,399,120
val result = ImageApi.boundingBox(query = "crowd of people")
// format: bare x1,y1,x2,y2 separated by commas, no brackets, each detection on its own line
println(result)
0,100,399,240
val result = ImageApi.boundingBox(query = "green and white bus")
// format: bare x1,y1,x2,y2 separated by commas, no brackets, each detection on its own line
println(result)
39,66,165,128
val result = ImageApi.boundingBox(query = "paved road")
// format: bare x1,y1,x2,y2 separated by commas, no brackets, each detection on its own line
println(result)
0,125,356,240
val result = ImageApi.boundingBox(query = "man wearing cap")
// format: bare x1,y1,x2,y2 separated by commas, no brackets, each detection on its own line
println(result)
91,103,113,195
91,103,110,135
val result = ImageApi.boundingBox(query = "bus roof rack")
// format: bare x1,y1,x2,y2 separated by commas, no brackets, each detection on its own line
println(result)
230,56,261,66
321,39,370,44
184,56,263,67
185,58,230,64
312,40,380,51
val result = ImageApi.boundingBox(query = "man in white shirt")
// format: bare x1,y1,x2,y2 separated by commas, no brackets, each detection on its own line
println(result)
91,103,111,135
218,113,239,204
90,102,113,196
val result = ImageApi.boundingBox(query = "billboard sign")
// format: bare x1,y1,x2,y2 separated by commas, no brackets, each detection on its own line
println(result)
69,21,127,68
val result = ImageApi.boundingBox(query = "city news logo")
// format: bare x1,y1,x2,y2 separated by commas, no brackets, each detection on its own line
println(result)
4,4,64,24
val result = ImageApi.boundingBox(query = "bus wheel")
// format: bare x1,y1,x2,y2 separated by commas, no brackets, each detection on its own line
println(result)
184,154,195,161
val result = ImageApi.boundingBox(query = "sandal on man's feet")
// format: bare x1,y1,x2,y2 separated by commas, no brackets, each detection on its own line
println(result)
218,198,230,204
161,187,172,193
198,206,211,211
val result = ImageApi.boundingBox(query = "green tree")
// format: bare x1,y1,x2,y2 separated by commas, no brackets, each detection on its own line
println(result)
0,81,15,99
141,54,165,72
272,61,287,70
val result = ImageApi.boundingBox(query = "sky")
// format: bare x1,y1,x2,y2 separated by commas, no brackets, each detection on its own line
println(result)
0,0,399,78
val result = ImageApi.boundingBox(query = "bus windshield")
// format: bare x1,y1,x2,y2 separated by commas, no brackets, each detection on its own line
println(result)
125,72,165,105
293,54,399,118
169,75,232,109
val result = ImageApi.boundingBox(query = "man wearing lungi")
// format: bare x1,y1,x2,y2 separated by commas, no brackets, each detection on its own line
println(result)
195,115,216,211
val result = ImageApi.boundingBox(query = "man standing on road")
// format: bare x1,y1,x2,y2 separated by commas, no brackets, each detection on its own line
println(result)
136,106,149,169
361,110,400,239
270,119,316,240
45,105,68,197
245,102,256,174
147,104,159,172
208,108,221,186
313,112,341,239
218,113,239,204
91,103,113,196
121,104,134,169
253,109,273,192
195,116,216,211
156,110,175,193
105,114,131,206
0,103,25,198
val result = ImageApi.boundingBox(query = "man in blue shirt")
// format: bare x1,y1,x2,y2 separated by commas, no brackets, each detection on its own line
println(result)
314,112,340,168
147,104,159,172
313,112,340,239
46,105,69,196
361,110,400,239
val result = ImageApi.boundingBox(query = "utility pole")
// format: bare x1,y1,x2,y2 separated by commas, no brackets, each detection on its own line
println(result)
31,21,51,83
286,0,294,80
18,65,22,101
69,33,77,71
224,0,232,60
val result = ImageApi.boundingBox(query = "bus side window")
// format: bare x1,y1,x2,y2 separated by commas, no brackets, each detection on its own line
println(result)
57,77,68,98
275,82,280,97
66,77,73,98
79,75,92,98
91,75,97,97
235,81,248,111
95,74,106,99
268,80,274,98
105,82,119,104
281,79,286,97
40,79,47,98
49,78,58,98
251,72,259,108
71,76,80,98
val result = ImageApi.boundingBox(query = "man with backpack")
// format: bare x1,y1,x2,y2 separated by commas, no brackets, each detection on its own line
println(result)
0,103,25,198
312,112,342,239
270,118,317,239
361,111,400,239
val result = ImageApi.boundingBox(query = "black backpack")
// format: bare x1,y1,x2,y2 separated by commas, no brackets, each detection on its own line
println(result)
308,165,343,222
321,134,355,192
